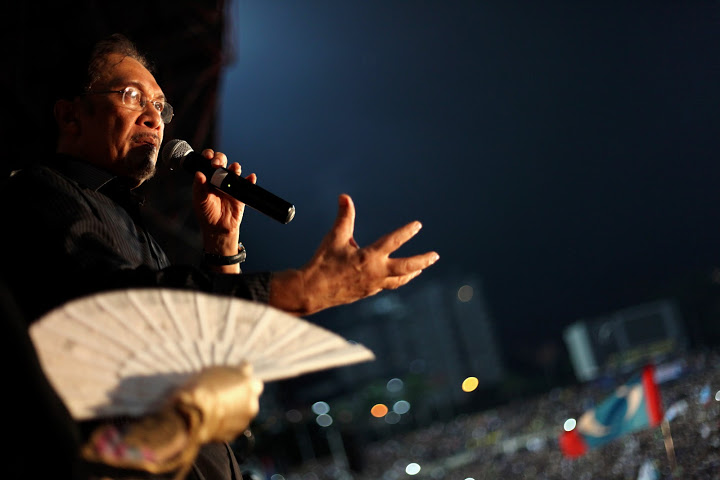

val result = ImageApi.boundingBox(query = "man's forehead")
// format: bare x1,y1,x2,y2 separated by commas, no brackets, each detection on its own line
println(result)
97,54,163,96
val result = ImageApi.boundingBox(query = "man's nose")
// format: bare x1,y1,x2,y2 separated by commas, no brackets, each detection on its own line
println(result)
139,103,163,129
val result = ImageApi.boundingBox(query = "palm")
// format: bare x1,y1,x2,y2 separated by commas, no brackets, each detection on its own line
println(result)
195,187,244,233
191,167,256,238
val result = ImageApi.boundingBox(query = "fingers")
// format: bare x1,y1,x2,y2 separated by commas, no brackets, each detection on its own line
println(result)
370,220,423,255
228,163,257,185
202,149,243,174
327,194,356,250
201,148,228,169
385,252,440,277
200,149,256,183
227,161,241,176
364,220,439,284
193,171,207,186
384,270,424,290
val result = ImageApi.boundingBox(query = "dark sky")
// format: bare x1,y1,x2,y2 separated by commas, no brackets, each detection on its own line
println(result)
215,1,720,361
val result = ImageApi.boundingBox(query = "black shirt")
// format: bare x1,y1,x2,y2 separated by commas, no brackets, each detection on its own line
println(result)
0,154,272,479
0,154,271,324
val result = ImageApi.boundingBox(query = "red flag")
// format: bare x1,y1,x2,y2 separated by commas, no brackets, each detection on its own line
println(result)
559,364,663,457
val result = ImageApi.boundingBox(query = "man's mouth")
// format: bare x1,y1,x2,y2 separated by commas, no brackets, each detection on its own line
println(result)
133,134,159,149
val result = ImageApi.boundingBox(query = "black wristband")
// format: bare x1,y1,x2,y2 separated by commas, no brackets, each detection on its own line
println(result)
203,243,246,266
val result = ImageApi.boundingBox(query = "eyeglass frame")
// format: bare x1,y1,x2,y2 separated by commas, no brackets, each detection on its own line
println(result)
84,86,174,124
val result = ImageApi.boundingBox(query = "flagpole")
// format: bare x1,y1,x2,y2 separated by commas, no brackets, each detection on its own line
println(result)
660,418,676,474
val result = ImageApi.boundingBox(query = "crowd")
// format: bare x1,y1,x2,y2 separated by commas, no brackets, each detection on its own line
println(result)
277,348,719,480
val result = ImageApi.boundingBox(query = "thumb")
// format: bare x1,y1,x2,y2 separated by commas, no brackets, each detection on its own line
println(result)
328,194,356,249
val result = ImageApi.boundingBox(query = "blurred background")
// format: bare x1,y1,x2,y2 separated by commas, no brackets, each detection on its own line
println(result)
5,1,720,478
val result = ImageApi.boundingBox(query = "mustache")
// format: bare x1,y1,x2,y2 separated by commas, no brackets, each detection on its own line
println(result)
131,133,160,147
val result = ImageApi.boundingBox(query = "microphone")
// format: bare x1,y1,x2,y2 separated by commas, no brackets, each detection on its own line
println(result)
161,139,295,224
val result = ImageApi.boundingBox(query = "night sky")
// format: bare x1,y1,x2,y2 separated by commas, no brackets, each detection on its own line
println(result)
215,1,720,371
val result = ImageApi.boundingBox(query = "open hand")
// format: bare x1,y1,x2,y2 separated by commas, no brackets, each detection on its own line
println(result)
270,194,439,315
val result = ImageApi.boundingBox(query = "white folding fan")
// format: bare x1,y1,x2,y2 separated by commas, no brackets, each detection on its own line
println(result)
29,288,375,420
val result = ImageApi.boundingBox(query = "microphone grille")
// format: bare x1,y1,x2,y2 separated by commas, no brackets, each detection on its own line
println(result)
160,139,194,169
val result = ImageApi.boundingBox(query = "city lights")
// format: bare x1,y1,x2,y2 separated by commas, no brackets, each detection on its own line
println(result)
457,284,473,302
387,377,404,392
563,418,577,431
462,376,479,392
312,401,330,415
285,409,302,423
371,403,389,418
384,411,401,424
405,463,421,475
315,413,333,427
393,400,411,414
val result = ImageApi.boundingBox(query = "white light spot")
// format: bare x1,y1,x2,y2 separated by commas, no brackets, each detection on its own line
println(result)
393,400,411,415
406,463,421,475
563,418,577,431
387,378,404,392
312,401,330,415
316,413,333,427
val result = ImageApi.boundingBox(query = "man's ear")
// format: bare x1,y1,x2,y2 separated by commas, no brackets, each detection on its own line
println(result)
53,99,80,135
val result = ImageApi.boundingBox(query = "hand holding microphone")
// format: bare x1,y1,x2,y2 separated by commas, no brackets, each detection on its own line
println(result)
161,139,295,224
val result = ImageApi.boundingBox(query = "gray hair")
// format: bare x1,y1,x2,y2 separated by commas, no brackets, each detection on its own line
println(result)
84,33,154,92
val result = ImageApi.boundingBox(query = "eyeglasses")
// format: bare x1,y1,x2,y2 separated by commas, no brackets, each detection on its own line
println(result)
86,86,174,124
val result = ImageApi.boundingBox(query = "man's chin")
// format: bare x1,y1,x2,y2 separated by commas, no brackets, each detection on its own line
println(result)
125,146,158,185
132,143,158,159
133,163,157,186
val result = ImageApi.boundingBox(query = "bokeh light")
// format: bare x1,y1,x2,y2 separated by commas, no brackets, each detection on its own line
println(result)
405,463,421,475
312,401,330,415
371,403,389,418
384,411,401,424
387,377,404,393
563,418,577,431
285,409,302,423
462,377,479,392
457,284,473,302
393,400,411,414
315,413,333,427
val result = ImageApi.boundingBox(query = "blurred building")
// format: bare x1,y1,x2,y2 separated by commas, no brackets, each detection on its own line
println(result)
563,298,689,382
274,275,506,421
249,275,507,471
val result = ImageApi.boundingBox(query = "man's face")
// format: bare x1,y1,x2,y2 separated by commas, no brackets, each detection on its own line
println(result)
75,53,166,185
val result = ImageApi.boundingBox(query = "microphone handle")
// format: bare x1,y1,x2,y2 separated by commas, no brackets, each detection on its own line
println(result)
182,154,296,224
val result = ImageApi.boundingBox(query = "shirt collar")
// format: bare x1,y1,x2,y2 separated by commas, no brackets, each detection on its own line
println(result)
52,154,146,206
53,153,116,191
